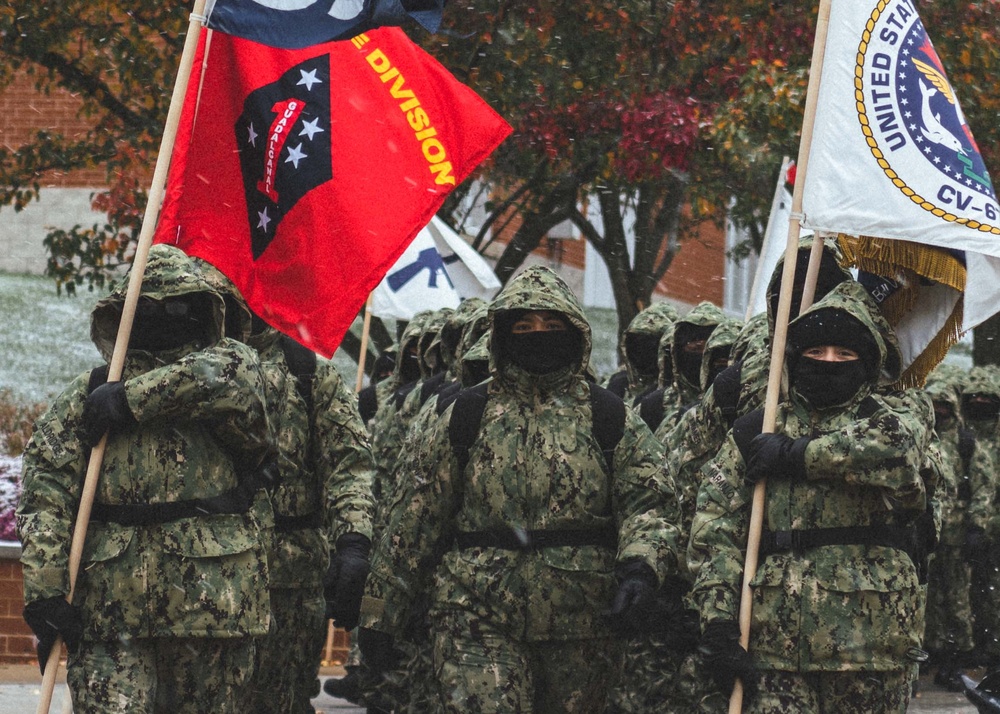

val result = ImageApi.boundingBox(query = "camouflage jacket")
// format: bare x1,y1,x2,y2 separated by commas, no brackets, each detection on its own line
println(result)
688,282,933,672
17,245,273,641
250,329,376,588
924,375,993,545
362,266,682,642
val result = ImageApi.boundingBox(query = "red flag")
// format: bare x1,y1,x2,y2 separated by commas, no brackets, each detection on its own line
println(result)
155,27,511,356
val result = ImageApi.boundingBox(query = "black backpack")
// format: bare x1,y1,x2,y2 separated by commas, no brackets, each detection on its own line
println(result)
447,381,626,475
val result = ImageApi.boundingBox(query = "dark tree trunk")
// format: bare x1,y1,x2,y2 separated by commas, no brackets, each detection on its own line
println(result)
973,312,1000,366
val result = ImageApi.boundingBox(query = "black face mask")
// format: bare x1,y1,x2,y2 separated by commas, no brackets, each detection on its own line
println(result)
791,357,869,409
625,334,660,377
676,349,703,387
464,360,490,386
963,396,1000,422
399,348,421,383
131,298,206,352
934,403,956,431
507,330,581,375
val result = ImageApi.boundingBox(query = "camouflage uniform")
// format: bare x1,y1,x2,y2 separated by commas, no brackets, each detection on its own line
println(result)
688,281,934,714
244,327,376,714
608,314,742,714
619,302,680,405
17,245,273,714
361,266,683,713
961,365,1000,663
651,301,728,437
922,370,993,676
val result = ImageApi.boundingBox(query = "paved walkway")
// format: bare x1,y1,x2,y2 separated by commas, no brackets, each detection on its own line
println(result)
0,664,981,713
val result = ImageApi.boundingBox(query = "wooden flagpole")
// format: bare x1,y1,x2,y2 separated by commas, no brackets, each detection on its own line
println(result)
35,3,208,711
728,0,832,711
355,296,374,393
745,156,793,322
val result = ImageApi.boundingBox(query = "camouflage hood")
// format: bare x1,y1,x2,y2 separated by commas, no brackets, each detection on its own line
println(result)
440,297,487,371
786,279,903,388
622,302,679,387
962,364,1000,423
488,265,591,381
91,244,225,362
391,310,433,386
461,330,491,386
669,301,727,397
700,316,743,392
418,308,453,379
924,365,964,426
192,257,253,343
765,236,853,337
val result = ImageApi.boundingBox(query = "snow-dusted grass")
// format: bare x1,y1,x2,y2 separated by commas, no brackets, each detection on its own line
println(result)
0,273,103,405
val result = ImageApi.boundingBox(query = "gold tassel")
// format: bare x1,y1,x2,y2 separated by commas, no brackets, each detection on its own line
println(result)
836,234,967,389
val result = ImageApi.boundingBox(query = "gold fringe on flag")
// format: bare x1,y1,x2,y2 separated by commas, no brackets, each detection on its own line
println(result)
836,234,967,389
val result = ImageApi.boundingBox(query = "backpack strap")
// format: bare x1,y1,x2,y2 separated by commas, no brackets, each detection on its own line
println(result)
448,382,490,476
588,382,626,472
448,382,626,478
279,335,317,413
637,387,666,433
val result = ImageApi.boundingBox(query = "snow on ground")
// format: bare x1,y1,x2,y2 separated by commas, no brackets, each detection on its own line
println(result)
0,455,22,542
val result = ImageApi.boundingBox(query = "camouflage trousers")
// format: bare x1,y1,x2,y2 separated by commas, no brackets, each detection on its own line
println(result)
925,544,974,653
605,637,721,713
431,614,624,714
244,586,326,714
747,669,911,714
67,636,255,714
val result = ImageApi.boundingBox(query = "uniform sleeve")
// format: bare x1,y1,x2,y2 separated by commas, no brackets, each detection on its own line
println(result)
800,390,932,507
360,404,460,634
313,362,377,542
16,376,90,604
124,339,272,468
687,435,752,625
614,409,684,584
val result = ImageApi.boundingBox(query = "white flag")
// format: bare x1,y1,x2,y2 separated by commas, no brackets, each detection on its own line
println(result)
425,216,501,301
370,226,461,320
802,0,1000,334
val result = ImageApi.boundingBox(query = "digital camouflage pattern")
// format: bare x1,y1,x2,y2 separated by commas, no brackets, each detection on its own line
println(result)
689,280,934,677
961,364,1000,661
362,266,682,711
620,302,679,405
18,244,273,642
66,637,256,714
244,326,376,713
922,369,993,657
650,302,727,440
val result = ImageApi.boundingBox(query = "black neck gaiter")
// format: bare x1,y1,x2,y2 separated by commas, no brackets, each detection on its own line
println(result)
791,357,869,409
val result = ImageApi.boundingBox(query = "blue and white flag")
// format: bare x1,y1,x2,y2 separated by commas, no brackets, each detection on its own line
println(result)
370,223,461,320
203,0,443,49
801,0,1000,383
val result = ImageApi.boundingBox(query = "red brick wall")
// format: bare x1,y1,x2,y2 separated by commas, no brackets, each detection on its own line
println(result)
0,72,109,188
0,558,35,664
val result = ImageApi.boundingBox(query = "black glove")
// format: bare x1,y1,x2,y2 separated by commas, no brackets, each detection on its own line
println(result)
744,432,810,484
964,526,989,564
82,381,135,446
731,408,764,463
605,560,657,635
22,596,83,674
698,620,756,700
324,533,371,630
712,360,743,427
357,627,400,675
